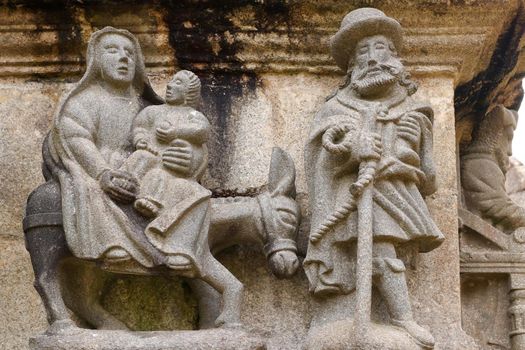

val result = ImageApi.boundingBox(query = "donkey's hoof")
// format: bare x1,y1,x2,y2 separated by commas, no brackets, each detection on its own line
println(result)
216,321,244,330
99,316,129,330
45,319,79,335
215,312,243,330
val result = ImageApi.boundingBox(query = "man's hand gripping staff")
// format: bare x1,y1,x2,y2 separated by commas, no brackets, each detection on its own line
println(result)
309,107,385,244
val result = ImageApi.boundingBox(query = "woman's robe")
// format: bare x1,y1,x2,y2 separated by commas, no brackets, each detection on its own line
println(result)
51,85,157,267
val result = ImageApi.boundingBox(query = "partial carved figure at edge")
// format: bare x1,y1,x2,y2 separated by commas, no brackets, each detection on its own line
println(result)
461,105,525,234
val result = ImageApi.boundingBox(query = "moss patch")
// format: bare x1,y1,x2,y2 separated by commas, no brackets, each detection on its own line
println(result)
102,275,198,331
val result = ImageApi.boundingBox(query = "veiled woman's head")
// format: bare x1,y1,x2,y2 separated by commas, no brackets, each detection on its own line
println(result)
76,27,154,98
51,27,163,146
95,33,137,88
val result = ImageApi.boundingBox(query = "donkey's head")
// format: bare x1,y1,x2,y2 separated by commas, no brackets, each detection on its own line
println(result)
258,147,301,278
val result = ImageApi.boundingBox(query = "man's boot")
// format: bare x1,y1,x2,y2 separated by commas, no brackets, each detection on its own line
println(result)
374,257,435,349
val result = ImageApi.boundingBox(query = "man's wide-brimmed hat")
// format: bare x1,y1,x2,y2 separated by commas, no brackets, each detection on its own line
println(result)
330,8,403,73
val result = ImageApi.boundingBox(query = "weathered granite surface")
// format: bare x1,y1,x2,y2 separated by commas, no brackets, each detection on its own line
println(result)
1,1,525,349
30,329,266,350
305,319,425,350
508,157,525,205
303,8,443,349
0,237,47,350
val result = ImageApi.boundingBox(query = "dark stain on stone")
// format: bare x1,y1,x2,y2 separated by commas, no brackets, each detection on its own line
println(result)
46,3,82,78
10,0,83,80
507,77,525,110
199,73,257,186
101,275,198,331
210,185,264,198
454,5,525,122
161,0,291,185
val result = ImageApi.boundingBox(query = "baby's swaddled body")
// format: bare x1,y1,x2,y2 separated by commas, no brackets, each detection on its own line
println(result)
123,104,210,218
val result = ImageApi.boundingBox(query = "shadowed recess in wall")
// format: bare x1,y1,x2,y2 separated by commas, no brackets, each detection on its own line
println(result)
455,5,525,121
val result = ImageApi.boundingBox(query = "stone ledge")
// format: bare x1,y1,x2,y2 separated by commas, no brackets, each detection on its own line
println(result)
305,319,425,350
461,252,525,274
30,328,267,350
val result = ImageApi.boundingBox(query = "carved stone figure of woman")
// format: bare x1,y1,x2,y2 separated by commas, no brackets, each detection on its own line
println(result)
49,27,171,267
47,27,246,327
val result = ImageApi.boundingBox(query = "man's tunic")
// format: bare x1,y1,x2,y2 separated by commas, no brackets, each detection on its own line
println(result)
303,88,444,296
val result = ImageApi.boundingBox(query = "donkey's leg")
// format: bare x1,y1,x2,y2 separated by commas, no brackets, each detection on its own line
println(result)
24,180,73,329
63,263,128,330
25,226,72,328
199,253,244,328
187,279,221,329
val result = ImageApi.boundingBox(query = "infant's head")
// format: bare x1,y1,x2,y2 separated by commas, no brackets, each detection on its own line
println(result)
165,70,201,108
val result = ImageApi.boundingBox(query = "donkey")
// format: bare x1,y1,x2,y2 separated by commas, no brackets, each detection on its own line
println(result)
24,142,300,333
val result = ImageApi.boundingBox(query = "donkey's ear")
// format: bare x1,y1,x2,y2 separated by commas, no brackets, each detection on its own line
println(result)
268,147,296,199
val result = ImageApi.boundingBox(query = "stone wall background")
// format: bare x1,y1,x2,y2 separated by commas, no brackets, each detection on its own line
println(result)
1,1,525,349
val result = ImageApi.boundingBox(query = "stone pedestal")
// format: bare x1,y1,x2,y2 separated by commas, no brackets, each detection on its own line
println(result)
30,328,266,350
305,320,424,350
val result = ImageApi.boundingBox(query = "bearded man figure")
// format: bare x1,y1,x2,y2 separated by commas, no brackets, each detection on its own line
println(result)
303,8,444,349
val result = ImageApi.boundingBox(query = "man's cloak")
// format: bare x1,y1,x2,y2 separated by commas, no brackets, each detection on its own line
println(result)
303,88,444,296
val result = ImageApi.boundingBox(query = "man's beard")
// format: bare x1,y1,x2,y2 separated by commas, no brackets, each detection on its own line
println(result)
350,59,403,97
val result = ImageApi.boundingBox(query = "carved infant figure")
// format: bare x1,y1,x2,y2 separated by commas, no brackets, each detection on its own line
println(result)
123,70,210,219
119,70,216,274
24,27,301,337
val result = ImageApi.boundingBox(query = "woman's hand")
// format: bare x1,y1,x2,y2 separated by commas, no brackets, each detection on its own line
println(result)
99,169,139,203
161,139,193,176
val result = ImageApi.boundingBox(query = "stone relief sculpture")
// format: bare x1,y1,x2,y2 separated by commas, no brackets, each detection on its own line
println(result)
303,8,444,349
459,106,525,350
120,69,244,327
461,105,525,235
23,26,300,345
124,70,210,222
507,157,525,205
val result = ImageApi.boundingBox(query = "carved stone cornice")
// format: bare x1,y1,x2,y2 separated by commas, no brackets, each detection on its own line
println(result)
0,0,521,87
461,254,525,274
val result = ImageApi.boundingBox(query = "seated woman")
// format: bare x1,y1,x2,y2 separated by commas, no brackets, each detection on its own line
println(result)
47,27,245,327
